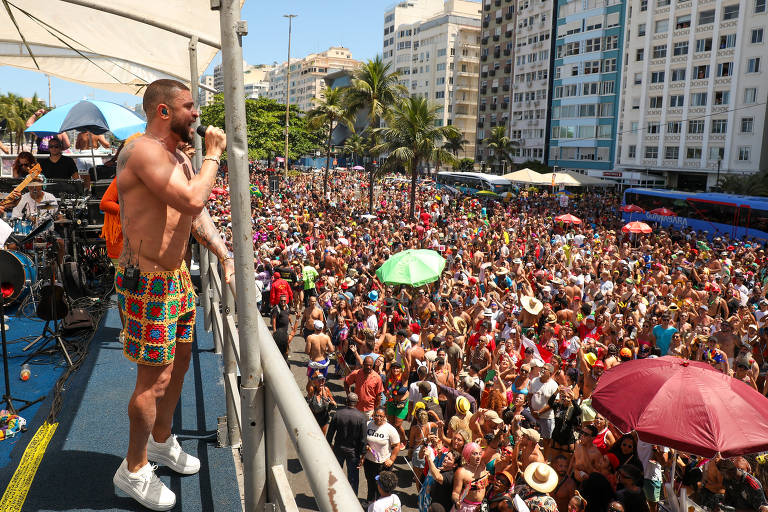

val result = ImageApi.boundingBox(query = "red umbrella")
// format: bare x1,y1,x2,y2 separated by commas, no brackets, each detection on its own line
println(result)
212,187,226,195
620,204,645,213
592,357,768,457
554,214,582,225
622,221,652,234
649,207,675,216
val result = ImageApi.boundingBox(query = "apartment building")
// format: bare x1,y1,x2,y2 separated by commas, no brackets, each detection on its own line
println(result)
198,74,216,107
476,0,517,170
266,47,360,112
548,0,625,173
383,0,483,160
616,0,768,189
244,64,274,99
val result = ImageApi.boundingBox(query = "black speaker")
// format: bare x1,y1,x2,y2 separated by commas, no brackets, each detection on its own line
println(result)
87,199,104,225
90,179,111,200
94,165,116,180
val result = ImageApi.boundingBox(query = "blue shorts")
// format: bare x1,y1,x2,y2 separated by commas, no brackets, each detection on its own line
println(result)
643,478,662,502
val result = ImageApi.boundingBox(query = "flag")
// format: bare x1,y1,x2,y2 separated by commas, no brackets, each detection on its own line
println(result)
520,335,554,364
504,231,510,244
551,173,556,187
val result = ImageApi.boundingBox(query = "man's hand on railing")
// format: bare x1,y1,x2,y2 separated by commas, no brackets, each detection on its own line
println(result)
223,257,235,284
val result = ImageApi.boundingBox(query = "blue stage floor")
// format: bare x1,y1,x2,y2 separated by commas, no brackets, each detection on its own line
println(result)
0,304,241,511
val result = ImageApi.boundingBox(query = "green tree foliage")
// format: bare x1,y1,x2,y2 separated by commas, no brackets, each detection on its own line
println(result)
457,158,475,171
0,92,46,152
306,87,353,198
719,170,768,196
374,96,460,219
443,131,469,158
200,94,322,164
484,126,516,173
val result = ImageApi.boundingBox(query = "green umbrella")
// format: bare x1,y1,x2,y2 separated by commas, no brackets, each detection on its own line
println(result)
376,249,446,287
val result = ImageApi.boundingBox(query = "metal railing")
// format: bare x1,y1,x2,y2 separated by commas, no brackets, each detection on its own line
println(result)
197,244,362,512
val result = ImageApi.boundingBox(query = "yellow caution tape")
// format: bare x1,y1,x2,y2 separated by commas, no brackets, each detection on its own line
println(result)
0,421,58,512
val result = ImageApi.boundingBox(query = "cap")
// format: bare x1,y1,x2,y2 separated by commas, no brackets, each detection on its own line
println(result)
619,347,632,358
484,410,504,424
313,320,324,330
519,427,540,443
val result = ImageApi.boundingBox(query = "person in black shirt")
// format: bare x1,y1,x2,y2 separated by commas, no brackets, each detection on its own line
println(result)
271,295,291,331
326,393,367,495
272,320,297,360
717,458,768,512
39,139,79,180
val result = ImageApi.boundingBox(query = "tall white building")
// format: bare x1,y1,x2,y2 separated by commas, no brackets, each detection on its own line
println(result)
383,0,483,160
199,75,216,107
244,64,274,99
265,47,360,112
616,0,768,189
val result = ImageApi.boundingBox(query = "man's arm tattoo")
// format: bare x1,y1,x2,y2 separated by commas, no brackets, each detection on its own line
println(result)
191,208,228,261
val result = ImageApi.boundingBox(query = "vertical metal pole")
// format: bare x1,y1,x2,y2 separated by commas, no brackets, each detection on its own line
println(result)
218,2,266,510
265,385,287,502
220,264,241,447
190,36,212,332
283,14,296,178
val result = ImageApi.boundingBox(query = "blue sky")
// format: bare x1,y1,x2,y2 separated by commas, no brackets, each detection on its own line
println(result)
0,0,392,107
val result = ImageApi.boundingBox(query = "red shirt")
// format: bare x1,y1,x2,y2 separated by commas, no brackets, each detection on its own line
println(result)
345,369,384,413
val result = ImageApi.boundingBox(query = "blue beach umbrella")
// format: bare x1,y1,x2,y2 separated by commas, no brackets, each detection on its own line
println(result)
26,99,146,140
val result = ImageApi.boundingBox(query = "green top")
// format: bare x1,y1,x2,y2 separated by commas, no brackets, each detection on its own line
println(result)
302,265,319,290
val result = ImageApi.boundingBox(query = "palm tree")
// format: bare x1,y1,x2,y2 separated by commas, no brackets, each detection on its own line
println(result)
484,126,515,174
373,96,460,219
443,131,469,159
343,133,367,167
345,56,407,212
306,87,353,199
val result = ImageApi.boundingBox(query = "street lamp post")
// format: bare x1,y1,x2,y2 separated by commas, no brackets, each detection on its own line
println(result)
313,149,320,193
283,14,297,179
716,158,722,190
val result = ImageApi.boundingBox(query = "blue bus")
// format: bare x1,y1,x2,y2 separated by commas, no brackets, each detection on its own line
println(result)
436,172,516,195
622,188,768,242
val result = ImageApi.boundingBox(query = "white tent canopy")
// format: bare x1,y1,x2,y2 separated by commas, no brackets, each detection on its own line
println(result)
502,168,545,184
0,0,235,95
538,171,614,187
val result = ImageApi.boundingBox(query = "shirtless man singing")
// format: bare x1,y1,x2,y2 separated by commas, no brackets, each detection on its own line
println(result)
111,79,233,511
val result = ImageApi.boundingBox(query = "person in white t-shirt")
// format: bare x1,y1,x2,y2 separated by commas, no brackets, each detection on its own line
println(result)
367,470,401,512
636,439,669,512
529,363,559,459
363,408,401,503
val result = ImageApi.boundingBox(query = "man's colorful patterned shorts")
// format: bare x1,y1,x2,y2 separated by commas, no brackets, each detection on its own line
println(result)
115,262,196,366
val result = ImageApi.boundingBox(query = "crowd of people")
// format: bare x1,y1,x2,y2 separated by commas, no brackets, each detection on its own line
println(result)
207,165,768,512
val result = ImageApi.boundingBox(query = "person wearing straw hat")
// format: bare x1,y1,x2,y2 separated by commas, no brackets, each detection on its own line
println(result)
520,462,559,512
520,296,544,328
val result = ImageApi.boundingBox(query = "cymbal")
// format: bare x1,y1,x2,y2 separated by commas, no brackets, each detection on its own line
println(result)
37,203,57,210
54,219,72,224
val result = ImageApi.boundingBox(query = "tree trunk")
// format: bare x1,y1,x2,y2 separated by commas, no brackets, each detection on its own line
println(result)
323,121,334,201
409,159,418,220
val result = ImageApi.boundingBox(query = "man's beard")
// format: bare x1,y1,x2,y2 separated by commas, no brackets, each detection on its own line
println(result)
170,114,193,144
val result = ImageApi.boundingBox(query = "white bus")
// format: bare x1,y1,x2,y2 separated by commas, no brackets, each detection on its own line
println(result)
436,172,516,195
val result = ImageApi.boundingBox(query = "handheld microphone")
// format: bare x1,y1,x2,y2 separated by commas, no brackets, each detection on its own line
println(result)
196,124,209,138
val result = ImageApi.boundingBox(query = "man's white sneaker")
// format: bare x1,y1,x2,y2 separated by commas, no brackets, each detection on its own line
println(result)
113,459,176,511
147,433,201,475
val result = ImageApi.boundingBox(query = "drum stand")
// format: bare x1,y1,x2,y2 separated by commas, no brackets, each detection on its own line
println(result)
0,268,44,413
22,254,73,367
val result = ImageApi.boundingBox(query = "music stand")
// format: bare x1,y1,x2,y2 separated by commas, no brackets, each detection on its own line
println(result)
0,263,45,413
43,179,85,197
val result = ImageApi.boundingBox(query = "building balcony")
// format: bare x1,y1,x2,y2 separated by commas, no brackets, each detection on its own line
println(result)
489,69,496,76
482,36,489,45
483,21,489,28
504,64,511,73
477,121,484,127
493,51,500,58
484,2,491,10
503,84,510,91
491,86,498,92
506,12,513,20
480,104,487,111
501,102,509,109
493,34,500,41
480,86,487,93
496,17,502,24
491,103,498,110
503,48,511,56
490,121,497,127
481,54,488,61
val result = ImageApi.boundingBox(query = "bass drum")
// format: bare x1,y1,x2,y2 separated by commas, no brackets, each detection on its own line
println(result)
0,250,36,305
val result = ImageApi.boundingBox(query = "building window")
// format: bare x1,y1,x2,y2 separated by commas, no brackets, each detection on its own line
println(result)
652,44,668,58
723,4,739,19
741,117,754,133
665,146,680,159
752,29,764,43
717,62,733,76
714,90,730,105
676,14,691,29
711,119,728,133
673,41,689,55
695,38,712,52
636,49,645,61
757,0,766,12
699,10,716,24
669,95,685,107
744,87,757,103
686,147,702,159
628,145,637,158
658,0,670,6
634,72,643,84
710,147,725,160
603,58,617,72
692,65,710,79
638,23,646,36
645,146,659,158
598,125,612,138
671,68,686,81
719,34,737,49
655,19,669,33
738,146,751,160
747,58,761,73
584,60,601,74
668,120,682,132
688,120,705,133
651,71,666,83
648,122,660,134
649,96,663,108
691,92,708,106
640,0,648,10
604,35,618,50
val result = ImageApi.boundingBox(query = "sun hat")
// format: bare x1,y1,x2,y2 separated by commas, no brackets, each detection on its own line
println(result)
523,462,559,493
456,396,470,415
584,353,597,366
521,296,544,315
519,427,540,443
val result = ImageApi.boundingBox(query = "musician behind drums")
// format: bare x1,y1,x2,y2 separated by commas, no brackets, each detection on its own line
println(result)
11,176,58,220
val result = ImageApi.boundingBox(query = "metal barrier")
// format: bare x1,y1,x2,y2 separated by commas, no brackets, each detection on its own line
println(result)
198,245,363,512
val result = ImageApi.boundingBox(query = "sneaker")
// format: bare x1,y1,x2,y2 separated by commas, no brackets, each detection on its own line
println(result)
147,433,200,475
113,459,176,511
